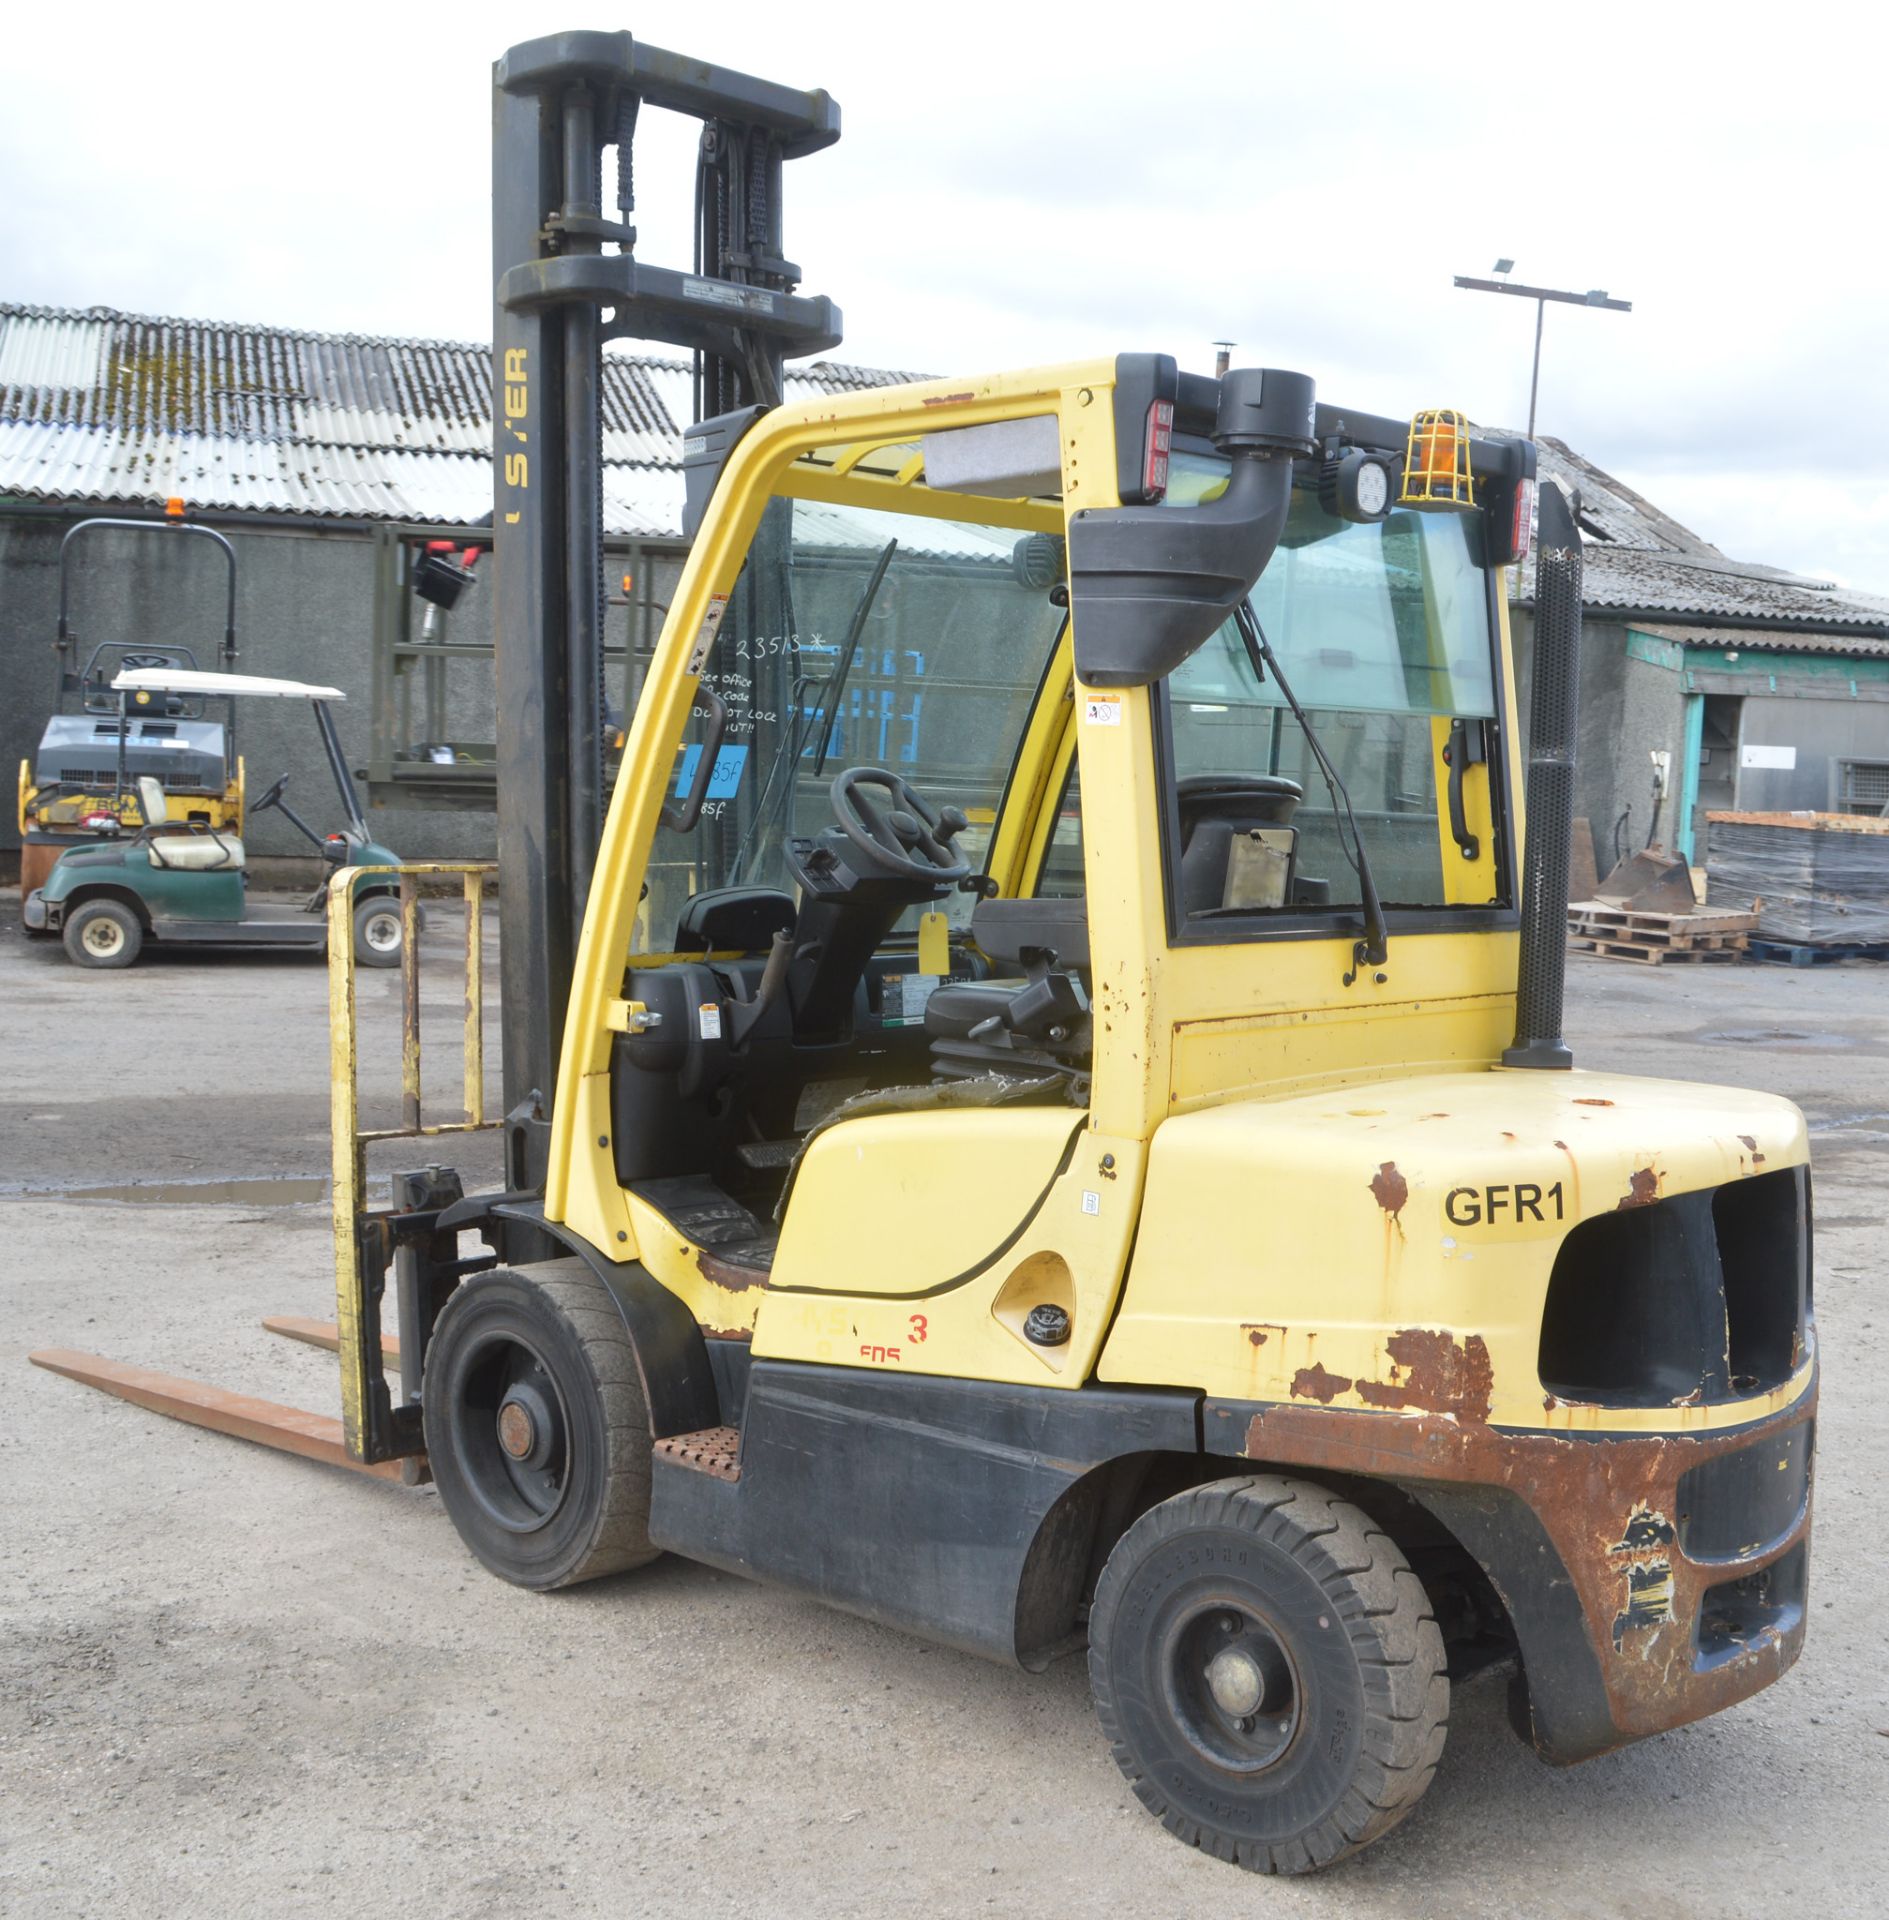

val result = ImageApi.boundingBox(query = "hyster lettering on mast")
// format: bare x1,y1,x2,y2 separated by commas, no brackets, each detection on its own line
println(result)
34,31,1816,1876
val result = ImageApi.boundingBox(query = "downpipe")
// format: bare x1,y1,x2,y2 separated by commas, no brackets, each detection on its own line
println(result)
1504,480,1583,1070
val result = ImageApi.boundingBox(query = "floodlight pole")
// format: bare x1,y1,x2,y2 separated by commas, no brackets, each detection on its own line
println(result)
1454,276,1632,438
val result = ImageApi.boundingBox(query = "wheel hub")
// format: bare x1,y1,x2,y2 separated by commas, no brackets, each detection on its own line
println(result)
496,1381,556,1469
1161,1600,1302,1772
1205,1646,1266,1718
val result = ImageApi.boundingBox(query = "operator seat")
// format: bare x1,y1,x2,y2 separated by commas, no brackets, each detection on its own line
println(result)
924,896,1091,1086
1176,774,1302,914
136,775,244,870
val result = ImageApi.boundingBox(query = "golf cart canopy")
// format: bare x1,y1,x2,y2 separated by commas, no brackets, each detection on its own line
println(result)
112,668,346,702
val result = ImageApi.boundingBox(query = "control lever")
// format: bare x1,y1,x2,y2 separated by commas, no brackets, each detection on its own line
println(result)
725,928,795,1049
967,946,1090,1048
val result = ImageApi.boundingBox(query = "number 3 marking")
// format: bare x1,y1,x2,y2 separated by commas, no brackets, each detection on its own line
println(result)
908,1314,929,1344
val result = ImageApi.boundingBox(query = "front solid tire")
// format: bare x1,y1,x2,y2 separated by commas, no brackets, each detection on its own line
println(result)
422,1263,659,1590
63,899,144,969
1088,1475,1448,1874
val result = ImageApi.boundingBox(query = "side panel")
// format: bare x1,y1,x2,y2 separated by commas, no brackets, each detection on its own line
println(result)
753,1119,1147,1389
147,866,246,923
649,1361,1199,1663
1099,1066,1809,1432
767,1109,1077,1298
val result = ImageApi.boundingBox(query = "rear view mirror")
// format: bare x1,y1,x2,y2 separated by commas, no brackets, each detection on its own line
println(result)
1068,368,1316,688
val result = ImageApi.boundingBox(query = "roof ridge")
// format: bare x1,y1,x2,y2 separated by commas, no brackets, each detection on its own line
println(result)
0,299,497,359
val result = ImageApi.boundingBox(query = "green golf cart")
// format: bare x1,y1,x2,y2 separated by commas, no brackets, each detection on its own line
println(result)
23,668,407,971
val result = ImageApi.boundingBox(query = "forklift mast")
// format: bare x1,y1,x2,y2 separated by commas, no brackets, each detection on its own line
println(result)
491,30,841,1182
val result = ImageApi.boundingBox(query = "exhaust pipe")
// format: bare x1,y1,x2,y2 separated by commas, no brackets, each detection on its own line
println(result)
1503,479,1583,1071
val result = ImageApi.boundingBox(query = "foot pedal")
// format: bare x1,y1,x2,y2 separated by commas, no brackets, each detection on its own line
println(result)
653,1425,742,1482
734,1138,799,1170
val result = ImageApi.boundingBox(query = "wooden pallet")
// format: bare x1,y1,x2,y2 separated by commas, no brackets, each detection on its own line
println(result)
1568,936,1742,966
1747,938,1889,969
1566,900,1755,961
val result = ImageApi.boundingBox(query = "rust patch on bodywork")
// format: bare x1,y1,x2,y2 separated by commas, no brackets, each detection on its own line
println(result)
1618,1167,1662,1210
1573,1097,1614,1107
1234,1385,1815,1751
1614,1507,1675,1552
1353,1329,1494,1422
1739,1133,1767,1166
695,1247,769,1292
1242,1325,1271,1348
1369,1161,1409,1219
1291,1361,1354,1404
1613,1561,1676,1649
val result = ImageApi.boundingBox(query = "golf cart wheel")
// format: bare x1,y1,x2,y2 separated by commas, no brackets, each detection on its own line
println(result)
1088,1475,1448,1875
62,899,143,970
351,893,404,968
422,1263,659,1590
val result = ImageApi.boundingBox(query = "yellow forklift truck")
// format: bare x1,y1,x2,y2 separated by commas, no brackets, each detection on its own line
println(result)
32,32,1815,1876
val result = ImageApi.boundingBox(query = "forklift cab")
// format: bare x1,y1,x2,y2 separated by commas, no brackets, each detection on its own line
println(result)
555,360,1531,1397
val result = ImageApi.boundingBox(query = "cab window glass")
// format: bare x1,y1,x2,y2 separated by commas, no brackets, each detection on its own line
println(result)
1163,456,1502,919
1034,760,1085,898
636,497,1064,952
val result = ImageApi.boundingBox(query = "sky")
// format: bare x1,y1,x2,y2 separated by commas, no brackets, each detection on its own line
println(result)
5,1,1886,596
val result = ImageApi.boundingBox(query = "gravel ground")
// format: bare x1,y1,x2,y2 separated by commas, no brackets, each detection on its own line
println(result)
2,901,1885,1918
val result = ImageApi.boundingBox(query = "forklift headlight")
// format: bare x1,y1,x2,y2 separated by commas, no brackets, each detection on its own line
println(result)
1318,449,1394,524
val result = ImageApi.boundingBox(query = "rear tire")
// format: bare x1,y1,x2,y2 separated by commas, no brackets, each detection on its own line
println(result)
422,1263,658,1589
1088,1475,1448,1874
63,899,143,969
352,893,404,968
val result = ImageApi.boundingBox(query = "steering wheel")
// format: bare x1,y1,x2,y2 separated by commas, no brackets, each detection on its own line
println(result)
249,774,289,816
830,767,971,885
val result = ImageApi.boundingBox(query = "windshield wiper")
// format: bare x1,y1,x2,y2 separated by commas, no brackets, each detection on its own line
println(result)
1233,600,1389,985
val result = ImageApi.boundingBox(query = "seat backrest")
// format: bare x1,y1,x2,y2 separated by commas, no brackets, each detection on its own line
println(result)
970,895,1090,972
138,776,168,826
147,833,245,872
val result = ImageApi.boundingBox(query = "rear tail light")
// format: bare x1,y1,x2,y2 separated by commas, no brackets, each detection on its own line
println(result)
1510,478,1535,565
1143,399,1173,500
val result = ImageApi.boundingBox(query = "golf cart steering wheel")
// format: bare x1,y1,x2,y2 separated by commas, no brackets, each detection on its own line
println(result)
830,767,971,885
249,774,289,816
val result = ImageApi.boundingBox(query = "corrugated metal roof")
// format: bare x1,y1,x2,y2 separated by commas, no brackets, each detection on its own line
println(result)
6,303,1882,638
0,302,926,537
1486,432,1889,635
1633,621,1889,662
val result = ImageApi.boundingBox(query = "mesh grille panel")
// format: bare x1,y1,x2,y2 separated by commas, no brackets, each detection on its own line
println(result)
1507,487,1583,1066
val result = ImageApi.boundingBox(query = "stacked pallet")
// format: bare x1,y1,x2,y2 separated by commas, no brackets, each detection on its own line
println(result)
1566,900,1758,965
1706,811,1889,953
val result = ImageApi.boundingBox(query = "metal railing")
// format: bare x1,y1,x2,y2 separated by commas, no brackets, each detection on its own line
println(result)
327,863,499,1465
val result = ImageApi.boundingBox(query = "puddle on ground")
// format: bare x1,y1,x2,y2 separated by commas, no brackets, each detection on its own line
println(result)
1699,1029,1856,1050
0,1173,327,1207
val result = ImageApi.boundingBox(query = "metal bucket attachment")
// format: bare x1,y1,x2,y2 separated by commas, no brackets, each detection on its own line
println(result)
1594,847,1697,915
